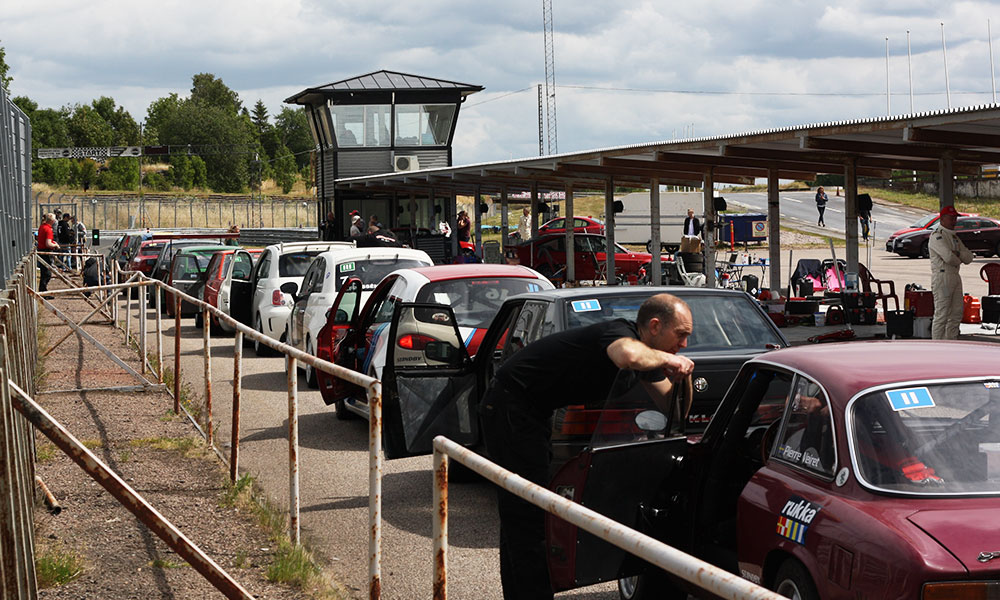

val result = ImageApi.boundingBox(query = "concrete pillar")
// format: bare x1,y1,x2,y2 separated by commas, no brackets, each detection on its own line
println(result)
767,169,781,294
703,169,716,287
450,191,458,261
650,178,661,286
939,156,955,210
500,186,509,255
565,183,575,283
844,160,859,276
474,185,483,254
605,178,617,285
531,182,540,239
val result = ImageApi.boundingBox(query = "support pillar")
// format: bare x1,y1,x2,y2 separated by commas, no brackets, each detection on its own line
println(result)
939,156,955,210
474,185,483,255
844,160,859,276
565,183,575,284
450,191,458,261
650,178,661,286
605,178,617,285
767,169,782,295
530,183,540,240
500,186,509,255
703,170,716,288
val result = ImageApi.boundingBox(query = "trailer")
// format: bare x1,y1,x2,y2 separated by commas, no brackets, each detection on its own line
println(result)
614,191,702,252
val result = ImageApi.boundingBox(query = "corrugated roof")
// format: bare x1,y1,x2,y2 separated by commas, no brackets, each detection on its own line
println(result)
318,70,483,93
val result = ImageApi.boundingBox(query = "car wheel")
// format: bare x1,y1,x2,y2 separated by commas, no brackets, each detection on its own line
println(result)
618,572,685,600
305,339,318,389
920,240,930,259
773,559,819,600
254,314,273,357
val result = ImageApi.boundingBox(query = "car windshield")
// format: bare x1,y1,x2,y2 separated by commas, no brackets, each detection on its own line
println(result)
143,241,168,256
851,380,1000,495
912,214,937,228
336,258,430,290
172,253,214,281
416,277,547,328
565,293,784,352
278,251,322,277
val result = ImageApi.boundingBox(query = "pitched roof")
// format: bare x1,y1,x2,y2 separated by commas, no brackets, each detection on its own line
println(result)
285,70,483,104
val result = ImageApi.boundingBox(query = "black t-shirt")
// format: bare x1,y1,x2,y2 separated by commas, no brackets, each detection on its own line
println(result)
57,220,73,243
496,318,639,412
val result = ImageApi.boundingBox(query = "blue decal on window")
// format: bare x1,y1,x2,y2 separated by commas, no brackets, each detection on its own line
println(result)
886,387,935,411
571,299,601,313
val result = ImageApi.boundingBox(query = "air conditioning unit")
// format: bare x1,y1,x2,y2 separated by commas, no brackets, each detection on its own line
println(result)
394,155,419,172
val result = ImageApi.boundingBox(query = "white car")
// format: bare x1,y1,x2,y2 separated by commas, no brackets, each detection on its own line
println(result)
286,247,434,387
228,241,355,355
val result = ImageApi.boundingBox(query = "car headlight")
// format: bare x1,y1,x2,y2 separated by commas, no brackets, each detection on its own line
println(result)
923,581,1000,599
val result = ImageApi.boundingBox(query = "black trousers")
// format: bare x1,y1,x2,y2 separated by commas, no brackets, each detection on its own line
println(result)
817,205,826,225
38,254,52,292
480,379,554,600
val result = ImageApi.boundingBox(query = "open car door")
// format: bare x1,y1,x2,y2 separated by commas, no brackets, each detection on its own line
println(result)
382,302,477,459
229,249,256,326
546,372,690,592
316,278,363,406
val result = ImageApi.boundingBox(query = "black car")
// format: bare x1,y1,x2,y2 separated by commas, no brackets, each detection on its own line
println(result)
376,286,787,466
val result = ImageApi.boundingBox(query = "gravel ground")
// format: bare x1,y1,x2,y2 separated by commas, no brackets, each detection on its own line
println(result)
32,275,324,599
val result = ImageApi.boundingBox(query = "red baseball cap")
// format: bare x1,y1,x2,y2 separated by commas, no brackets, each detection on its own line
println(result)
940,205,960,218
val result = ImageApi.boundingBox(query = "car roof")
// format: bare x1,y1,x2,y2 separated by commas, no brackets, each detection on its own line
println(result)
754,341,1000,408
268,241,355,255
316,247,432,262
507,286,750,302
174,244,233,254
408,264,546,281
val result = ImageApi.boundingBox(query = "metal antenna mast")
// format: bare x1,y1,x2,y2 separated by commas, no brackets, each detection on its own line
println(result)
542,0,558,154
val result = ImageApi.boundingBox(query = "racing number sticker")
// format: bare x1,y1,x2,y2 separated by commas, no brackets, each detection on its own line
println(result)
886,387,935,411
338,262,355,273
571,299,601,312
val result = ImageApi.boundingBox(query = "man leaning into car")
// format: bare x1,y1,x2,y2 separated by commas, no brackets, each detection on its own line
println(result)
480,293,695,600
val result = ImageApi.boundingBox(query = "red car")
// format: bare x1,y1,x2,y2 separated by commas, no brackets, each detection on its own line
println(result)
548,341,1000,599
884,210,975,251
128,239,171,275
198,248,262,332
537,216,605,236
515,232,666,282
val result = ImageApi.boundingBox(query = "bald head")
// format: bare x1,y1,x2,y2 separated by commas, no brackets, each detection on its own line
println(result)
637,293,693,354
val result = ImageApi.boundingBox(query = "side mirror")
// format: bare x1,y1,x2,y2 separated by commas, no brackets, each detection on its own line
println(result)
280,281,299,301
634,410,668,432
424,341,457,364
333,309,349,324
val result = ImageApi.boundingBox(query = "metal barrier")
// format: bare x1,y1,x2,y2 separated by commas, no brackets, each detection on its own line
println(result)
0,82,32,285
102,263,386,598
432,436,785,600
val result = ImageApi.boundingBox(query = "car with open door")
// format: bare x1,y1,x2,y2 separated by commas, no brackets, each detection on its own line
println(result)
515,232,668,282
196,247,262,333
314,263,553,456
224,240,355,355
475,287,786,471
164,244,232,317
285,247,433,387
546,341,1000,600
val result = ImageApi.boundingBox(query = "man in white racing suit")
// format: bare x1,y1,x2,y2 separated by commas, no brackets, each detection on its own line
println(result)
929,205,973,340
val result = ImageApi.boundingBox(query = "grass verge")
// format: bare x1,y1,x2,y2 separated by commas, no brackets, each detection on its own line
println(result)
35,544,85,587
129,436,204,458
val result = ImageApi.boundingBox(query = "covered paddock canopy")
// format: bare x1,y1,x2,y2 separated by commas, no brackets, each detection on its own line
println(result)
335,104,1000,290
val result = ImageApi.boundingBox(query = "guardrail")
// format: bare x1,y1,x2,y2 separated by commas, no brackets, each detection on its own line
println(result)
432,436,785,600
103,260,387,598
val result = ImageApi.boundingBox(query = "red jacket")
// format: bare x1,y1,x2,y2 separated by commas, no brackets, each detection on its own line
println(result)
37,222,54,251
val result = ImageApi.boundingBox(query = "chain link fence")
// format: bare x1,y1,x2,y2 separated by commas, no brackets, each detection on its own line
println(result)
0,84,33,283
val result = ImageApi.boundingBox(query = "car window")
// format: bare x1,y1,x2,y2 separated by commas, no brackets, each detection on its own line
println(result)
255,253,271,281
205,254,224,280
773,376,835,477
573,237,592,253
143,241,168,256
232,252,252,280
502,301,548,361
956,219,978,231
539,238,564,253
546,218,564,229
278,251,321,277
711,367,792,448
574,218,590,228
589,237,608,253
310,259,326,293
298,261,322,297
336,257,431,291
172,256,203,281
415,277,547,329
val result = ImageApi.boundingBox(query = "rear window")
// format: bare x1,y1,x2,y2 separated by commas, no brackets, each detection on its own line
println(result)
415,277,546,329
278,252,321,277
142,241,168,255
336,258,431,290
564,293,784,352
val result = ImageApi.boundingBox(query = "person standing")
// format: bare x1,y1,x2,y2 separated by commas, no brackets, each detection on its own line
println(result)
480,293,695,599
57,212,74,269
73,215,87,267
457,210,472,243
930,205,973,340
519,206,531,241
683,208,702,237
349,210,364,238
814,187,828,227
37,213,59,293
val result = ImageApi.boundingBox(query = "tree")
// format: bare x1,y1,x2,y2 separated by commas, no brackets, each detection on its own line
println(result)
158,100,254,193
66,103,114,147
0,43,11,91
251,100,270,135
169,154,195,190
92,96,139,144
97,157,139,190
71,160,97,189
275,107,314,169
190,73,242,115
273,144,298,193
190,155,208,189
144,93,182,145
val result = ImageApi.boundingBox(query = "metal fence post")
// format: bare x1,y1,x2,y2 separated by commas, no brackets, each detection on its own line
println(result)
369,381,383,600
230,330,242,482
203,307,212,446
286,355,300,546
125,278,133,342
139,284,147,374
155,284,163,383
174,295,181,414
0,320,26,600
433,446,448,600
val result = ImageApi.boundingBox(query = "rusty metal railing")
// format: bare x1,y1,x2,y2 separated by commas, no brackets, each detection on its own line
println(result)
106,268,385,598
432,436,786,600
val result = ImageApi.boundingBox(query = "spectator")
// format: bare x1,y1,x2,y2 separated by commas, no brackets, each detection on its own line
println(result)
457,210,471,242
519,207,531,241
350,210,364,238
37,213,59,293
73,215,87,268
57,213,74,269
225,225,240,246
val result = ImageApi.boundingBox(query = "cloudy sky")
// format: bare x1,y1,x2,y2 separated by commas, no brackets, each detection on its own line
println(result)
5,0,1000,165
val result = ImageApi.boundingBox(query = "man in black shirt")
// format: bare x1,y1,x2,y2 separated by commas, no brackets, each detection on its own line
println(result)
480,293,694,600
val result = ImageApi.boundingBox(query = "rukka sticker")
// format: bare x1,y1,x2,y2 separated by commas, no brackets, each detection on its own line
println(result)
776,496,822,545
